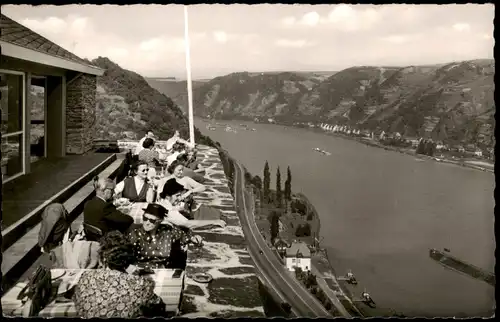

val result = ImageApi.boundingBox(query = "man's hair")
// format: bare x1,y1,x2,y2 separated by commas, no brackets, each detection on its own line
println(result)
94,177,114,192
98,231,135,271
167,159,183,175
143,138,155,149
176,153,189,164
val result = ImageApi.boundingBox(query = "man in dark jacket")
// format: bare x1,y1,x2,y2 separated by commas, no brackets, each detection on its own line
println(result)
83,177,134,241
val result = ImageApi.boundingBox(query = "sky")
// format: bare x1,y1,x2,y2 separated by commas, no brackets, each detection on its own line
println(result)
2,4,495,80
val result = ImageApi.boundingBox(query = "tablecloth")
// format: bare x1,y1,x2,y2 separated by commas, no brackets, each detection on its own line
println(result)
2,268,184,317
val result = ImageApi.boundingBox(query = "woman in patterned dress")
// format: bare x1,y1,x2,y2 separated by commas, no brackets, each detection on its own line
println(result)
73,231,166,318
126,203,203,269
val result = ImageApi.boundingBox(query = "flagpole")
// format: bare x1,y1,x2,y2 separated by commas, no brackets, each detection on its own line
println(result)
184,5,195,146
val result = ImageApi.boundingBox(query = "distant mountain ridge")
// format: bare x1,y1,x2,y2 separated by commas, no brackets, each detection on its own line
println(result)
172,59,494,148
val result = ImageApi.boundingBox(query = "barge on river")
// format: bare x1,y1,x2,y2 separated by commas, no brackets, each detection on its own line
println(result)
429,248,495,287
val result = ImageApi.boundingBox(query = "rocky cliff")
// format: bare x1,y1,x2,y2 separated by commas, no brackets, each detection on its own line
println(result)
186,59,495,148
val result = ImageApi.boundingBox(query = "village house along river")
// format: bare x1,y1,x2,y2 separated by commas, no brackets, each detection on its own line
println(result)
196,118,495,318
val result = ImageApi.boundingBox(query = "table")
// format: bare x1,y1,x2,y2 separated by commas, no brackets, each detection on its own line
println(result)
2,268,185,317
119,202,159,225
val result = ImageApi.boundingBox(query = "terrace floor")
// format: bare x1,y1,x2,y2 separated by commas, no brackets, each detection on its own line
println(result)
1,153,112,229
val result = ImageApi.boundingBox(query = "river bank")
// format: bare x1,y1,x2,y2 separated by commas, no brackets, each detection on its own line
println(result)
292,125,494,174
202,117,494,174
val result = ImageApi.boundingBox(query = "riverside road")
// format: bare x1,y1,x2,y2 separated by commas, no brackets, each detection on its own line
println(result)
233,159,336,318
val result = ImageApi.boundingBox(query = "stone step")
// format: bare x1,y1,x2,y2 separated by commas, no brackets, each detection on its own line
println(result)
1,157,124,293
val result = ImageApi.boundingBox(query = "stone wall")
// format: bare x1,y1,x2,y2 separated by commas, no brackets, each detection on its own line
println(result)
66,74,97,154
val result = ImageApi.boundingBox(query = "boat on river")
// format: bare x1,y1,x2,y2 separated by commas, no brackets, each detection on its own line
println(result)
429,248,495,287
312,147,331,156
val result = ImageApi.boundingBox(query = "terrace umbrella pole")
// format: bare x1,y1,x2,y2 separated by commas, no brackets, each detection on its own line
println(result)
184,5,195,146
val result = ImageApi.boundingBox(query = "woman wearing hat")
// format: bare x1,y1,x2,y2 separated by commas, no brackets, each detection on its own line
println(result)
126,204,203,269
156,178,226,230
157,160,206,206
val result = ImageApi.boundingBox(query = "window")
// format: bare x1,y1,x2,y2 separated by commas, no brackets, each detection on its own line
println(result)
1,70,25,182
291,258,296,263
30,76,46,162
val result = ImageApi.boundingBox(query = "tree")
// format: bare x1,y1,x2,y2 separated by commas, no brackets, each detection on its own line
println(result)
276,167,282,208
280,303,292,315
263,161,271,203
284,166,292,201
252,175,262,190
269,211,280,242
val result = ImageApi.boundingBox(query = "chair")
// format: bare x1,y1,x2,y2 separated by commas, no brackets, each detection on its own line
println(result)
83,223,103,242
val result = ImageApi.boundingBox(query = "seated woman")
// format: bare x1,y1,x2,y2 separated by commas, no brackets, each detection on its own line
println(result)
38,203,100,269
114,161,155,203
38,203,72,254
184,149,204,173
138,138,162,179
166,142,187,167
176,153,206,183
158,160,206,203
157,179,226,230
74,231,166,318
127,204,202,269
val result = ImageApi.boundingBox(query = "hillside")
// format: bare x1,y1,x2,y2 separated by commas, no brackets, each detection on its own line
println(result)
145,78,208,114
189,59,495,148
91,57,216,146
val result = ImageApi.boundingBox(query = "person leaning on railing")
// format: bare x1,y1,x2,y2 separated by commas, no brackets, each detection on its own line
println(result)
73,231,167,318
114,160,155,203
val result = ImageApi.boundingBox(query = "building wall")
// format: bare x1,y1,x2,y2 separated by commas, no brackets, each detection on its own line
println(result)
286,257,311,272
66,74,96,154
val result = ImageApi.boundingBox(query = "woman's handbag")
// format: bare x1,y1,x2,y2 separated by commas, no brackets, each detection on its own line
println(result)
18,265,53,316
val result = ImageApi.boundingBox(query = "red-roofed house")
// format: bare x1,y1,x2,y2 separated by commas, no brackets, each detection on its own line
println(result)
1,13,104,183
285,241,311,272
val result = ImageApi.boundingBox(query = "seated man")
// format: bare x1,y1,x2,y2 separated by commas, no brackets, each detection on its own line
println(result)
114,161,155,203
127,204,202,269
84,177,134,241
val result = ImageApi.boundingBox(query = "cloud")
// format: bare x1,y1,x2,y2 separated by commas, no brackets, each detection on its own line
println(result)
379,33,423,44
213,30,228,43
300,11,320,26
323,4,381,31
452,22,471,32
275,38,315,48
139,37,164,51
281,16,296,26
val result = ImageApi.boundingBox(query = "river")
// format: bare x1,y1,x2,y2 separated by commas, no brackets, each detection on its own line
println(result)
196,118,495,318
